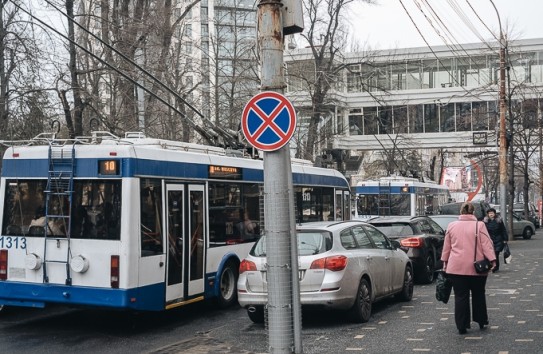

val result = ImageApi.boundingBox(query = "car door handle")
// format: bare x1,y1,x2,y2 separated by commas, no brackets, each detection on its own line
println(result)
366,256,372,261
385,256,390,261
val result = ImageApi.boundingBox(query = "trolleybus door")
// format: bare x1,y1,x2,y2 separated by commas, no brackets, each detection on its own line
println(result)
165,184,206,303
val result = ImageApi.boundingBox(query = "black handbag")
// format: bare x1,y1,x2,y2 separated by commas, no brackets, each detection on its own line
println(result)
435,270,453,303
503,243,512,264
474,221,492,273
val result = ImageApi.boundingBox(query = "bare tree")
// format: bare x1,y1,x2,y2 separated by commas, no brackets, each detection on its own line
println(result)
296,0,374,160
0,1,57,142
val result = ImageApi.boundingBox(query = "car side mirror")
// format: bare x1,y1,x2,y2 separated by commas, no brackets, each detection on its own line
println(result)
390,240,401,250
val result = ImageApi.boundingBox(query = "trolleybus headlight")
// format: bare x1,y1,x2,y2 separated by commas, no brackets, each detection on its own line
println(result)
70,255,89,273
24,253,42,271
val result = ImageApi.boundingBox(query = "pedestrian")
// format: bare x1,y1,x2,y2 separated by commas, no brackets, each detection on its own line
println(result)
483,207,508,272
440,201,496,335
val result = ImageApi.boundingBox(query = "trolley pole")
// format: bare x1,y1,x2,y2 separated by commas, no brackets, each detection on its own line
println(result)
257,0,302,353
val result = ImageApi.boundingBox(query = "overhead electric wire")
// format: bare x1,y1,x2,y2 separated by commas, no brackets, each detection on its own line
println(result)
399,0,483,98
416,0,493,84
465,0,501,44
447,0,491,47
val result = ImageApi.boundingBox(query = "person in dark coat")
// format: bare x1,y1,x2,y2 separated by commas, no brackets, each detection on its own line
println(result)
483,208,508,272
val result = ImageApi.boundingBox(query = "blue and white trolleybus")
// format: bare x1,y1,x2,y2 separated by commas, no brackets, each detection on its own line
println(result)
0,132,350,312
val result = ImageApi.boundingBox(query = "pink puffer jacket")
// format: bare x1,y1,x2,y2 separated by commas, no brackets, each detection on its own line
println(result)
441,214,496,276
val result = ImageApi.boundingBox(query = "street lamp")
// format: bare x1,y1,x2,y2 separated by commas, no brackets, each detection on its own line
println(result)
489,0,508,229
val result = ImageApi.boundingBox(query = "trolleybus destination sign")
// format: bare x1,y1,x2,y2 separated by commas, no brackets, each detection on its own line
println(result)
241,91,297,151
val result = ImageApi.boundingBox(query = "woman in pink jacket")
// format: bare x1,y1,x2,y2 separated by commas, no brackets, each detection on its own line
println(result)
441,202,497,334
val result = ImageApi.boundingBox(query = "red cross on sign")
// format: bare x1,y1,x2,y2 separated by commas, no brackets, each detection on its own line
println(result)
241,91,297,151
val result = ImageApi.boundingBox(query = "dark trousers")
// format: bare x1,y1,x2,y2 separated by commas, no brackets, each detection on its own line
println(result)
448,274,488,330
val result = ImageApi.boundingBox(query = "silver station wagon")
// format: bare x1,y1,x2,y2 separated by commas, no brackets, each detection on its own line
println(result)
237,220,414,323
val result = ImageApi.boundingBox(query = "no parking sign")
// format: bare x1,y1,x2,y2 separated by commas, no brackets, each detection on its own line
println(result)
241,91,297,151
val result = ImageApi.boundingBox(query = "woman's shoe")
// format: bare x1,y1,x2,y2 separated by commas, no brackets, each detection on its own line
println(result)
458,328,467,334
478,321,489,330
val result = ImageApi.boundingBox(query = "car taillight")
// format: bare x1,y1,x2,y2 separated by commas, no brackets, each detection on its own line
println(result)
111,255,119,288
239,259,257,273
310,255,347,271
400,237,424,248
0,250,7,280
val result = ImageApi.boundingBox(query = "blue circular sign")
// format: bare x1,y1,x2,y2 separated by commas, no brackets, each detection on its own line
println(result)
241,91,297,151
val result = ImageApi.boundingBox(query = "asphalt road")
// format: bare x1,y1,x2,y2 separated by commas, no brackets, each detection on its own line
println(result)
0,230,541,354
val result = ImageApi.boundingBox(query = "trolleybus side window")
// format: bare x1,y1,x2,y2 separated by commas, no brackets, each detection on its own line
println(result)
208,182,261,246
296,187,336,222
140,179,163,256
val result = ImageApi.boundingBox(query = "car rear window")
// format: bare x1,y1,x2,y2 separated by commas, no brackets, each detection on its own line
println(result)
250,231,332,257
372,223,413,237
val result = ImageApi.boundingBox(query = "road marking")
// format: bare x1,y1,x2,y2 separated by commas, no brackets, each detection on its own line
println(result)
345,348,363,351
354,335,365,339
489,289,517,295
412,349,430,352
465,336,482,340
407,338,423,341
515,339,534,342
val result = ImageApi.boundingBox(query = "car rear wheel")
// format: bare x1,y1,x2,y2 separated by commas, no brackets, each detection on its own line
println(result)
395,266,414,302
217,260,238,308
247,306,265,324
417,254,435,284
350,278,372,323
522,227,533,240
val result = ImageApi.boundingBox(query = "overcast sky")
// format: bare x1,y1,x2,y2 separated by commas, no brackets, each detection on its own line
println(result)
349,0,543,50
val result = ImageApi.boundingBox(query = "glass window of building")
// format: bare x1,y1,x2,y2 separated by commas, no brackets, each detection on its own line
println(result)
201,6,208,18
393,106,408,134
349,109,363,135
466,56,487,86
424,104,439,132
406,60,422,90
434,58,451,88
531,51,543,83
422,59,436,89
408,105,423,133
440,103,455,132
472,101,488,131
522,99,539,129
347,64,362,92
489,101,499,130
378,106,393,134
456,102,472,131
363,107,378,135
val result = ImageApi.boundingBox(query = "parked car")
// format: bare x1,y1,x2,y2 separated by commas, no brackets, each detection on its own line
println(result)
439,200,491,220
429,214,459,231
368,216,445,284
489,205,537,238
237,220,414,324
513,203,540,228
510,213,536,239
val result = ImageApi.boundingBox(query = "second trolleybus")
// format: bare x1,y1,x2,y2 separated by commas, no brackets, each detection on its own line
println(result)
352,176,451,220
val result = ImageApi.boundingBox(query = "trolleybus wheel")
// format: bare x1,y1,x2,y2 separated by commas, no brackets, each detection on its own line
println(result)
217,260,238,308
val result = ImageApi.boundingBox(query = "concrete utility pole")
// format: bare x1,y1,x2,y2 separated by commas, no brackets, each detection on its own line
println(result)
257,0,302,353
498,40,508,229
490,0,508,234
